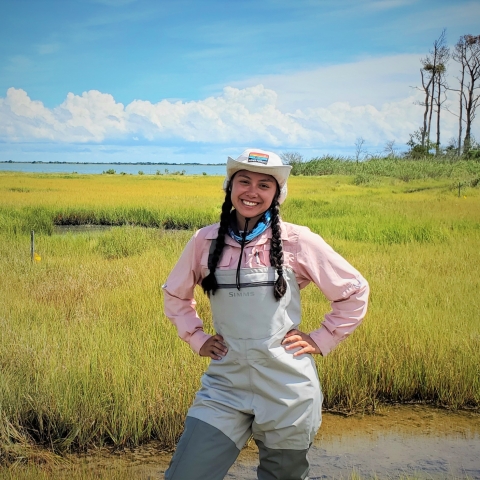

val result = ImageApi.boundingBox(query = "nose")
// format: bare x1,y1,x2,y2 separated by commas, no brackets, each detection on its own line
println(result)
245,184,259,197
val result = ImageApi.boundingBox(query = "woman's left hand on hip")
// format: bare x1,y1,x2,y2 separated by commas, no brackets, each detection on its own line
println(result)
282,329,321,356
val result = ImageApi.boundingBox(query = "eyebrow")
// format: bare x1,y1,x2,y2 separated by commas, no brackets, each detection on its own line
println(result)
237,173,275,183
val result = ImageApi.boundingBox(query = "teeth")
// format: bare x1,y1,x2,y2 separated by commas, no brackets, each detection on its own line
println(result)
242,200,258,206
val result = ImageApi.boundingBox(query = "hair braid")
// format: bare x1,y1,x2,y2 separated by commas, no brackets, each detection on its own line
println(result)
269,194,287,300
201,187,233,296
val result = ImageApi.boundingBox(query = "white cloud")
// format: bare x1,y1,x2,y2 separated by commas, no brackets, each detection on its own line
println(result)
0,88,127,142
58,90,128,140
291,96,421,146
230,53,422,111
126,85,314,145
0,82,476,151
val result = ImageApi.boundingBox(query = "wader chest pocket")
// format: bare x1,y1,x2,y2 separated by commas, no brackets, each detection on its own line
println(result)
210,268,289,340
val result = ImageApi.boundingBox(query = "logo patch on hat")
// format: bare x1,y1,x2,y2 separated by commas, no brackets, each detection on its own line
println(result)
248,152,269,165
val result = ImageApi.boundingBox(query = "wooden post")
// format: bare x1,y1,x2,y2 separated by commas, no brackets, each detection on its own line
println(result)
31,230,34,262
458,182,461,198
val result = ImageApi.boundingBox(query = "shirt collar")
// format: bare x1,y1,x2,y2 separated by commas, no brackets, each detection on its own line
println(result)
204,220,289,245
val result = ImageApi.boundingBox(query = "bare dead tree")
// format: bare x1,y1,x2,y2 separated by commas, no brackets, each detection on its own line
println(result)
419,68,434,148
280,152,304,166
450,41,467,155
452,34,480,155
383,140,398,158
426,65,435,145
434,63,449,155
426,31,449,151
416,30,449,151
354,137,366,163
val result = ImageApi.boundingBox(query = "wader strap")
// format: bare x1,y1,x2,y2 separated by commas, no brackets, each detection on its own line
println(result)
207,239,217,271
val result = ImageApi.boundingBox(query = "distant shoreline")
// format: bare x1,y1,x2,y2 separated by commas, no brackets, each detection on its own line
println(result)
0,161,226,166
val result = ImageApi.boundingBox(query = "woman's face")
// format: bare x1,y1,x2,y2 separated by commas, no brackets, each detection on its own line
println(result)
230,170,278,229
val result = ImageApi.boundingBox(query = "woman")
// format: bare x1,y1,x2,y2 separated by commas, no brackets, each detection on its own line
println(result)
163,148,369,480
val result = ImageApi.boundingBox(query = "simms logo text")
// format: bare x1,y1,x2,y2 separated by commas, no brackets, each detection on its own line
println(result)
228,292,255,297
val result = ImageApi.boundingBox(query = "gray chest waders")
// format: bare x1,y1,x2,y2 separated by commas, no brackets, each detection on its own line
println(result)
187,264,323,451
165,247,323,480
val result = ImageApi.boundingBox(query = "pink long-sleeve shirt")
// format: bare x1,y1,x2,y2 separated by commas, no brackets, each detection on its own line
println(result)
163,221,369,356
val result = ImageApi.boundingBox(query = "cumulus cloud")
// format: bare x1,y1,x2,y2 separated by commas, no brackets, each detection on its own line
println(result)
0,84,472,150
0,88,127,142
126,85,314,145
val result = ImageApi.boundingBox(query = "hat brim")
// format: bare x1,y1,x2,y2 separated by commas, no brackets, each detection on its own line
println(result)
226,156,291,187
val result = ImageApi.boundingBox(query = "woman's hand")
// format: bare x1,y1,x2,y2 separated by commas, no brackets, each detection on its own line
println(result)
282,329,322,356
199,334,228,360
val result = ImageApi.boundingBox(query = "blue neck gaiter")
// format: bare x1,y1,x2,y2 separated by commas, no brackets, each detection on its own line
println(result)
228,209,272,244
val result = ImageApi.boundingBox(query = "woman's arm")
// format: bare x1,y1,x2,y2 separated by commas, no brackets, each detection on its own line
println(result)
162,232,213,354
294,226,370,356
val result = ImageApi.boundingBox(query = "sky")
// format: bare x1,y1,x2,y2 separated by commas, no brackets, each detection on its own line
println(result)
1,0,479,164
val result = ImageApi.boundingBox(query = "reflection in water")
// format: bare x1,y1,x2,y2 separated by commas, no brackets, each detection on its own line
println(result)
308,431,479,479
53,406,480,479
222,405,480,479
304,404,480,479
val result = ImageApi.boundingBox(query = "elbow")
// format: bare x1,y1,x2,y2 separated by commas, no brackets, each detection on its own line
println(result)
358,276,370,303
352,276,370,319
358,280,370,318
339,275,369,303
333,276,370,319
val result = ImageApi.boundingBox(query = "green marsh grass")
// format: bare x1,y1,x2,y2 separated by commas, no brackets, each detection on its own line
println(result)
0,172,479,460
289,156,480,183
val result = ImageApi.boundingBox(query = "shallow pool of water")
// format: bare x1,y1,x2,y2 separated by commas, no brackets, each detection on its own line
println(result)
60,405,480,479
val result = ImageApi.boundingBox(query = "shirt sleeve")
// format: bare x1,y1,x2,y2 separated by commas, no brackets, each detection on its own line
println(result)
294,227,370,356
162,232,212,354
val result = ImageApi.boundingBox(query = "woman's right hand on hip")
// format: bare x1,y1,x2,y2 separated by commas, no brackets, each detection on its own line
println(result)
199,334,228,360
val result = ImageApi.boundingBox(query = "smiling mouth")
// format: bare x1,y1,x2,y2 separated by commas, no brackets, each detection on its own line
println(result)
241,200,259,207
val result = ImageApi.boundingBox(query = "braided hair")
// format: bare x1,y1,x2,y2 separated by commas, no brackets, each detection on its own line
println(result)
201,187,233,296
269,192,287,300
201,178,287,300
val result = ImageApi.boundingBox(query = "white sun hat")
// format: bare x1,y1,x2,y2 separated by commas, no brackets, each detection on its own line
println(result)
224,148,292,204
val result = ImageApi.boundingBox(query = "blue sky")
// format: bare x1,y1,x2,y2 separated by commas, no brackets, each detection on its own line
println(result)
1,0,479,164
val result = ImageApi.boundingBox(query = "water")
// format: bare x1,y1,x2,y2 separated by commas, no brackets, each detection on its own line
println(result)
0,162,225,176
58,405,480,479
